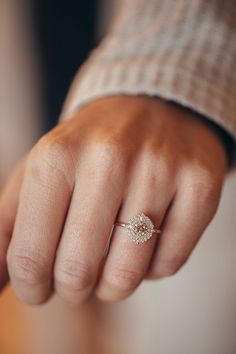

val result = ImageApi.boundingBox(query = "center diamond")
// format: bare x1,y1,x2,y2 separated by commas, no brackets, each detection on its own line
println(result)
126,212,154,244
133,223,148,235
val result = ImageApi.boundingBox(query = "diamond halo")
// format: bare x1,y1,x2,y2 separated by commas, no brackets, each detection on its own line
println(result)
125,212,155,244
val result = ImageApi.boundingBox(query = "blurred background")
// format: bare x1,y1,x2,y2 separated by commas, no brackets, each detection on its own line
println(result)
0,1,236,354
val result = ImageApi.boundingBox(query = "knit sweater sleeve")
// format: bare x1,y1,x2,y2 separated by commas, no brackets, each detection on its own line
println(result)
60,0,236,168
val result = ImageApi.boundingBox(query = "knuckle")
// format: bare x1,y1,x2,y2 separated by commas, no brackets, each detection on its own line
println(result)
154,153,174,175
8,254,48,285
94,129,126,149
97,141,127,166
193,170,220,206
32,134,67,161
146,153,175,186
106,267,141,293
27,135,74,186
55,260,94,292
92,142,127,182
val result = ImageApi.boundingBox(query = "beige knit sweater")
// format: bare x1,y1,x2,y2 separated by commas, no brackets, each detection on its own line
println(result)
61,0,236,168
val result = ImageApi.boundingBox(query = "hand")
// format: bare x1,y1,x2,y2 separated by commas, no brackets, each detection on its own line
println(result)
0,96,228,305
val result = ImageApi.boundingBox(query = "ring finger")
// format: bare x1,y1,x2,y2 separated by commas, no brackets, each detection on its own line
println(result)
95,154,176,302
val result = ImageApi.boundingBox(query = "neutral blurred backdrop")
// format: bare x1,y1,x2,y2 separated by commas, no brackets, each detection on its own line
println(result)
0,1,235,354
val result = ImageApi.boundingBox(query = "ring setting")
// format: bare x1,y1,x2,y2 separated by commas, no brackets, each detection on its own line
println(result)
114,212,161,244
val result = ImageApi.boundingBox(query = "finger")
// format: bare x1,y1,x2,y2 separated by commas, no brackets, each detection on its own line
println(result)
7,139,74,305
0,159,26,291
96,154,176,302
146,168,223,279
54,144,126,305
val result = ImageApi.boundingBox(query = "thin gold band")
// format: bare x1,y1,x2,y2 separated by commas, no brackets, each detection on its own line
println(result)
114,221,161,234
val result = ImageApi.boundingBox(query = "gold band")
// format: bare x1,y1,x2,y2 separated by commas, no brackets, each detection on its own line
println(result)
113,213,161,244
114,221,161,234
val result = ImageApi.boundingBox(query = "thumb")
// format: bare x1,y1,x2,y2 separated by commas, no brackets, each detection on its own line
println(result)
0,157,26,292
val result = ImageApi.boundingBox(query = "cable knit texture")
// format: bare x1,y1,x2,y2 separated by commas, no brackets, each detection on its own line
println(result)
60,0,236,168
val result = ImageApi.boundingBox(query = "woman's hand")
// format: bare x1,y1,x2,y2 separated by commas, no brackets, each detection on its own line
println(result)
0,96,228,305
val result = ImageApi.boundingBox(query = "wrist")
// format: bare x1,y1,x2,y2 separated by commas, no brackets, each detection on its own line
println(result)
169,100,234,171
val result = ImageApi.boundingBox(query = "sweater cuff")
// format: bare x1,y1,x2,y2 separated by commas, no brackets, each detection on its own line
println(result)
60,59,236,170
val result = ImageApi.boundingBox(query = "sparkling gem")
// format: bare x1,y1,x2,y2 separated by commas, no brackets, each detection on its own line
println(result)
126,213,154,244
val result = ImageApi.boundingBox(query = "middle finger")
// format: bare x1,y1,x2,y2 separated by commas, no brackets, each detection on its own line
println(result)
54,144,126,305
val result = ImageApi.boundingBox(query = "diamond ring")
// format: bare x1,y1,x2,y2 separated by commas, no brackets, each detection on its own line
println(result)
114,212,161,244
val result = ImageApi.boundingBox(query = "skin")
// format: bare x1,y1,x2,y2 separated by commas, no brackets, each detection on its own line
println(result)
0,95,228,306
